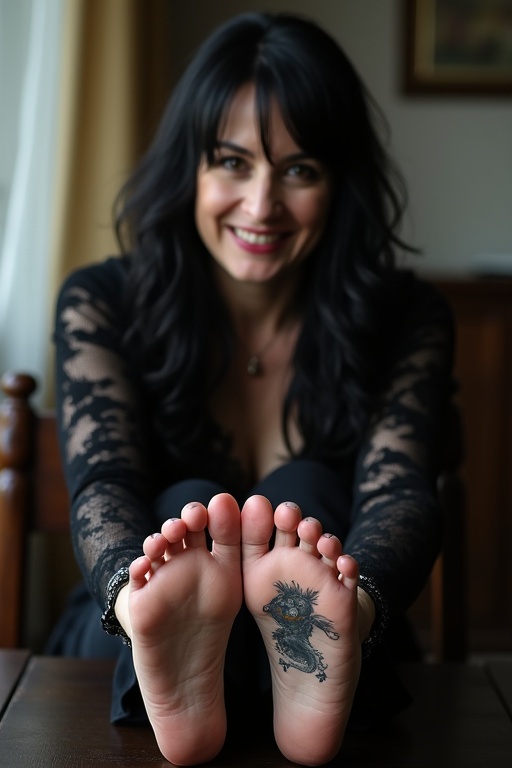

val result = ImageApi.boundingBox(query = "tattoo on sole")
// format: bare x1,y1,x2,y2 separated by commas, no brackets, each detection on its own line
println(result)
263,580,339,682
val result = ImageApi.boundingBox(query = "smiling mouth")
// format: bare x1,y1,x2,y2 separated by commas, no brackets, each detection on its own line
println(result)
232,227,283,245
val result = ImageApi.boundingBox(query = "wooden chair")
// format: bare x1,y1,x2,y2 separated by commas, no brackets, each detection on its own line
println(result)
0,372,71,648
0,370,467,659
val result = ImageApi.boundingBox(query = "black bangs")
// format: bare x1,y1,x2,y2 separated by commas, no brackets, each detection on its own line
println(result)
201,68,333,169
196,57,279,166
252,66,321,166
257,75,328,164
203,76,282,166
252,37,353,169
193,14,345,167
200,81,240,165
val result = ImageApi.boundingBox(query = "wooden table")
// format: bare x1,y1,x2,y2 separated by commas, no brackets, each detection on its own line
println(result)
0,655,511,766
0,650,29,719
487,660,512,720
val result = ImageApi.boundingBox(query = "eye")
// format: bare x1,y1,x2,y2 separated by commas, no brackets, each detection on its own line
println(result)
214,154,248,173
285,163,321,183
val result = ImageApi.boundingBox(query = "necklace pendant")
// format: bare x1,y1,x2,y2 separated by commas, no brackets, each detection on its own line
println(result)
247,355,261,376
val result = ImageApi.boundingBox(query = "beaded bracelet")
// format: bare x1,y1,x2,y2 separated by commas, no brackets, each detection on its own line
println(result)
358,573,389,658
100,567,132,647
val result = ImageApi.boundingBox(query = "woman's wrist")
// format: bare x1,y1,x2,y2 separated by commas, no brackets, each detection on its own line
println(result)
114,583,132,639
100,567,132,646
357,574,390,656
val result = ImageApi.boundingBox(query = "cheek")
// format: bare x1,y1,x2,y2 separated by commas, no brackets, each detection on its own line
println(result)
196,177,234,220
292,184,331,227
195,180,235,252
195,177,214,220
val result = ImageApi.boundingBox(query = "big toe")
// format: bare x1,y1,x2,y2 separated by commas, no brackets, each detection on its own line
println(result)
241,494,276,563
207,493,242,546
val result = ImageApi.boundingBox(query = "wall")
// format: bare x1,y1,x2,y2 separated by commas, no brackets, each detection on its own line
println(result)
167,0,512,276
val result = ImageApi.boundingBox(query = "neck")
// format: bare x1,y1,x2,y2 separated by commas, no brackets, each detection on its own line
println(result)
212,260,305,335
211,262,305,375
236,310,301,377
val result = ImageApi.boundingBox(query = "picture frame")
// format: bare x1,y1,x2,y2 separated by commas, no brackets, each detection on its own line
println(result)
404,0,512,95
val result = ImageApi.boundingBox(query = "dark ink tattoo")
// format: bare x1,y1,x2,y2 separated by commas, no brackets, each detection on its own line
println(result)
263,580,339,682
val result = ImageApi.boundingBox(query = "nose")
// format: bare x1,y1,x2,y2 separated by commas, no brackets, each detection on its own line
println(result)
241,171,281,222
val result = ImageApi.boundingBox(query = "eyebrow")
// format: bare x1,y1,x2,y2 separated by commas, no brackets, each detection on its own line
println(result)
215,140,313,164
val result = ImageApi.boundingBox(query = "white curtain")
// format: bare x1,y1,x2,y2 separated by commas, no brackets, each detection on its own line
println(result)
0,0,65,406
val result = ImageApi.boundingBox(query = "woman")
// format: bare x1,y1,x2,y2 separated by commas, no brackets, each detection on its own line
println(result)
50,11,455,766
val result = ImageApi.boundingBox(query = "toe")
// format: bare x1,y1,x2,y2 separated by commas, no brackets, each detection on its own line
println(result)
181,502,209,548
317,532,343,568
241,495,275,563
143,532,168,559
297,517,323,555
273,501,302,547
207,493,241,546
161,517,187,543
337,554,359,589
129,556,150,590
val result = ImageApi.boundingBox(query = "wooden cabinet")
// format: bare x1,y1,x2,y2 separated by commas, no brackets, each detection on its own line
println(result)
428,276,512,653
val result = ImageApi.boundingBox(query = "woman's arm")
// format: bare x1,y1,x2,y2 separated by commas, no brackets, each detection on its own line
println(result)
53,257,154,611
345,280,456,646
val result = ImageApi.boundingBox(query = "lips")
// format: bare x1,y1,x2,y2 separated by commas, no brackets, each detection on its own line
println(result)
230,227,291,255
232,227,283,245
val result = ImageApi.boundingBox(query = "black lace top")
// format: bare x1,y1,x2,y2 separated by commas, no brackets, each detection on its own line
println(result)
53,254,455,640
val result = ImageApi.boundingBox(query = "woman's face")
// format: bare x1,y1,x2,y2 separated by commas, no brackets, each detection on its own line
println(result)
195,83,331,286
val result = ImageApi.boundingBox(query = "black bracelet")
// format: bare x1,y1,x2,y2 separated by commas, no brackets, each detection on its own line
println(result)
100,567,132,647
358,574,389,658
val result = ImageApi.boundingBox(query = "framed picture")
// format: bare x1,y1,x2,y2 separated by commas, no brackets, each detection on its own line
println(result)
405,0,512,94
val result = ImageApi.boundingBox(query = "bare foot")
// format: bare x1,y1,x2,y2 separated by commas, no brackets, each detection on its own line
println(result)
241,495,361,766
128,493,242,766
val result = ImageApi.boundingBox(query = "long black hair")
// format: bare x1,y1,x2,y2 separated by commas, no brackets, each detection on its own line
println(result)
114,12,417,470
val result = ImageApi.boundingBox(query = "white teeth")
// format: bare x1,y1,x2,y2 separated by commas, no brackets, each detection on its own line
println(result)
233,227,281,245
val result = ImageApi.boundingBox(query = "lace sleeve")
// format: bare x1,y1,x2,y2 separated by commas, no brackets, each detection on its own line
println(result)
344,281,456,640
53,258,154,610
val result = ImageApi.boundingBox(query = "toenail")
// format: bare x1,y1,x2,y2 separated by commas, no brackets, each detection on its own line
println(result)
150,532,160,538
324,533,334,538
184,502,199,509
284,502,298,508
